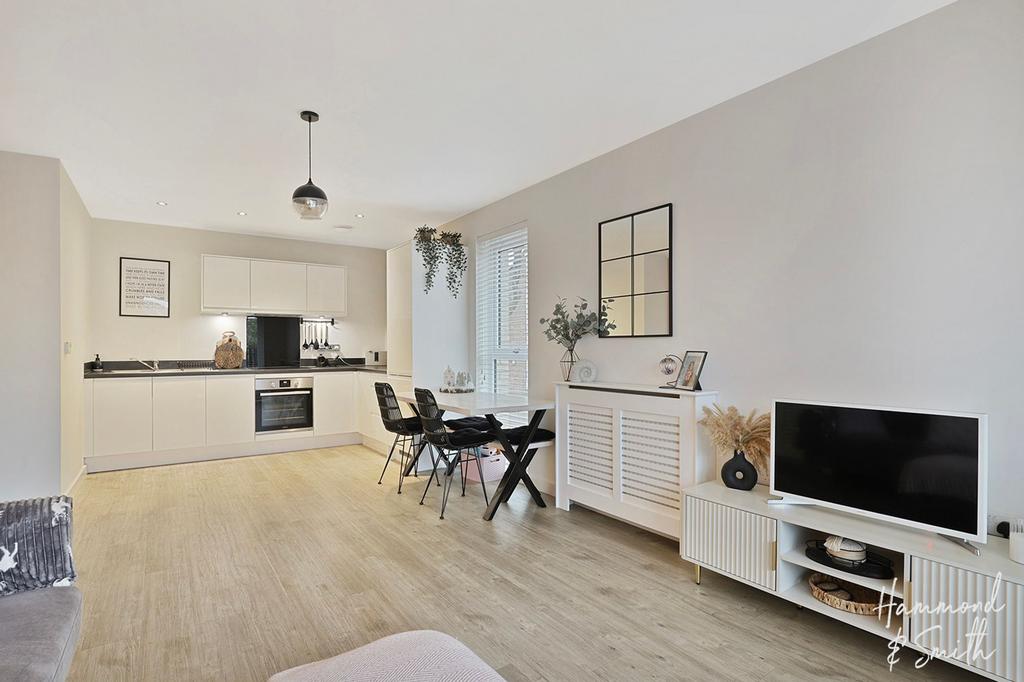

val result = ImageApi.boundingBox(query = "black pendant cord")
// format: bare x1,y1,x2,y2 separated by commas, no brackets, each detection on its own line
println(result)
307,117,312,182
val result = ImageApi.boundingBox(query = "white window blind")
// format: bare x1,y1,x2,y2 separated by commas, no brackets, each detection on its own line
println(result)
476,225,528,425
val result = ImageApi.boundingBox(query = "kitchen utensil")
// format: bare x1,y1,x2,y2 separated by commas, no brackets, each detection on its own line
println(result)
321,322,328,348
312,323,319,350
302,323,310,350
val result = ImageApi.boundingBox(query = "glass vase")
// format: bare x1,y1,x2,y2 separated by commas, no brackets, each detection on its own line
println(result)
560,348,580,381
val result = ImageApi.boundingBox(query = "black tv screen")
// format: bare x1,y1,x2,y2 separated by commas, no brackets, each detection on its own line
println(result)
772,401,984,540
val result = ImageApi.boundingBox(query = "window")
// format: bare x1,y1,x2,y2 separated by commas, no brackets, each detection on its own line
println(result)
476,225,528,424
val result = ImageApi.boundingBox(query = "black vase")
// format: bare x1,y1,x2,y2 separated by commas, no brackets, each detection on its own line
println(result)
721,450,757,490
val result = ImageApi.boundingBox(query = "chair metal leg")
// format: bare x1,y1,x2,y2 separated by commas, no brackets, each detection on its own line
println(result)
412,434,419,476
474,450,489,505
440,455,458,520
460,451,469,497
396,435,408,494
419,450,442,505
378,434,400,485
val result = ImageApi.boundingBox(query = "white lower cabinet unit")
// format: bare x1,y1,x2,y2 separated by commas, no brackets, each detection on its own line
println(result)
683,483,1024,682
682,496,777,590
93,377,153,456
206,376,255,446
554,381,718,538
910,557,1023,681
314,373,357,436
153,376,206,451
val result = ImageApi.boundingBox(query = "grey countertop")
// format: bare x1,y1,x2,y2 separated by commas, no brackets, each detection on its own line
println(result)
85,365,389,379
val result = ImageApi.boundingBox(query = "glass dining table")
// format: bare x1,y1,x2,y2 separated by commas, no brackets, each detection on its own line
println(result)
394,390,555,520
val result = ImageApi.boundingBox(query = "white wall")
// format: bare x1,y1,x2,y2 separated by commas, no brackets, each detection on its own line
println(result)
88,219,387,361
59,165,92,493
411,240,469,387
446,0,1024,516
0,151,62,500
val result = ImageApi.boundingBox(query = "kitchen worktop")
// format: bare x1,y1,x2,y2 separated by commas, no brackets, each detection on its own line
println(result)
84,364,389,379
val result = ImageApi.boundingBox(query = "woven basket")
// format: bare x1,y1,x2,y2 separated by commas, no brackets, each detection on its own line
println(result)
214,332,245,369
808,572,882,615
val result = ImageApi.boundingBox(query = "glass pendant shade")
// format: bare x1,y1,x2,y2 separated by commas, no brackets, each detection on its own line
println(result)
292,179,328,220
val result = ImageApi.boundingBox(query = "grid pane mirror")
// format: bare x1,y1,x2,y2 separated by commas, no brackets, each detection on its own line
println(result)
599,204,672,337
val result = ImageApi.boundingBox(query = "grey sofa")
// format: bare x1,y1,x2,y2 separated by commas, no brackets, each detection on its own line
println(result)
0,496,81,681
0,585,82,681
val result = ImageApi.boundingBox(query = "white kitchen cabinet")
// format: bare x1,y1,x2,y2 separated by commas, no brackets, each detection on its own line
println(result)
206,376,255,446
250,259,307,313
93,378,153,456
202,255,251,311
386,243,412,376
306,264,348,316
313,372,357,435
153,377,206,451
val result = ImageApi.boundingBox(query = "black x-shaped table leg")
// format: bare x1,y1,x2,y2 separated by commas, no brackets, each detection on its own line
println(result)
483,409,548,520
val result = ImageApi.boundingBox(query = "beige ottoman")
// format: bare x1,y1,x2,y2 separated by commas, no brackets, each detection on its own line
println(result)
270,630,504,682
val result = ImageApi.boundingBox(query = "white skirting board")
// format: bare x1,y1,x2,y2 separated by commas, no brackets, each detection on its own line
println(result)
85,432,362,473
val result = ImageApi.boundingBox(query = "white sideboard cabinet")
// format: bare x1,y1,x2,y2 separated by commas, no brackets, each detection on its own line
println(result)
683,483,1024,681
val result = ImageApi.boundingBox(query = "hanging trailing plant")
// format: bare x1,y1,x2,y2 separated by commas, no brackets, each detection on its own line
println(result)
439,230,468,297
413,225,440,293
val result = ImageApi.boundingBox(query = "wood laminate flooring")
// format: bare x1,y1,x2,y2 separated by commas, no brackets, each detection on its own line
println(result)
67,445,970,681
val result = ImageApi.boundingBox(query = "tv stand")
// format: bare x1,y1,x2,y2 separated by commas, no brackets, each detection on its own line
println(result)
939,533,982,556
683,483,1023,681
765,497,813,506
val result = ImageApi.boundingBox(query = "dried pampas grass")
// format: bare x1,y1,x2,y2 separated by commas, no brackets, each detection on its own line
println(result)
699,404,771,475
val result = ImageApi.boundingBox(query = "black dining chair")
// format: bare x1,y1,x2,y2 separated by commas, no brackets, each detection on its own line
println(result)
414,388,495,519
375,382,431,494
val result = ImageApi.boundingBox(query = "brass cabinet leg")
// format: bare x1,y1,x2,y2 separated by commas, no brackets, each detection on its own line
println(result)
694,564,701,585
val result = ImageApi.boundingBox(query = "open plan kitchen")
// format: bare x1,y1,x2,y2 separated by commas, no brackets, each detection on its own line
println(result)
81,247,439,474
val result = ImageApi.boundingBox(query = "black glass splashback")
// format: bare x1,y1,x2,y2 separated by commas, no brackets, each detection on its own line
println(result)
246,316,300,368
773,402,981,536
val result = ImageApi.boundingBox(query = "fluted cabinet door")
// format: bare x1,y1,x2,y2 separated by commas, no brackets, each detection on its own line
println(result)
683,495,777,591
910,556,1023,681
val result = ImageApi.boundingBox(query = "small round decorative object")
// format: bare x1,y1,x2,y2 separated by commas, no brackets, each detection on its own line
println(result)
659,355,678,376
571,359,598,383
721,449,758,490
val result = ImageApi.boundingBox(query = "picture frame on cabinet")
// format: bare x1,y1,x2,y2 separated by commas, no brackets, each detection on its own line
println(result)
677,350,707,391
119,257,170,317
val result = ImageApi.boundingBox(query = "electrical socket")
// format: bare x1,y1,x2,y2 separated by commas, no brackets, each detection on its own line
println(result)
988,513,1010,536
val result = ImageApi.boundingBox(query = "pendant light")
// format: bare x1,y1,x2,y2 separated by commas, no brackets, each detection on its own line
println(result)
292,110,328,220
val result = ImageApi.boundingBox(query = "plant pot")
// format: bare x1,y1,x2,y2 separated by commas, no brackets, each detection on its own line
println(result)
560,348,580,382
721,450,757,490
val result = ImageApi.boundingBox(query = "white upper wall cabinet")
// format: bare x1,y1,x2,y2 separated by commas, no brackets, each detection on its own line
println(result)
306,264,348,316
250,259,308,313
201,255,347,316
202,255,251,310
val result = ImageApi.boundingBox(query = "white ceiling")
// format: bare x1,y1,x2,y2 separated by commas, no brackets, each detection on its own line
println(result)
0,1,953,249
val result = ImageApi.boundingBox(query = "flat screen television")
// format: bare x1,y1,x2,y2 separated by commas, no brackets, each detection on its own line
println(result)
771,400,987,543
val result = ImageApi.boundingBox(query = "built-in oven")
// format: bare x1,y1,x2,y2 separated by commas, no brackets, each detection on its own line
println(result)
255,377,313,433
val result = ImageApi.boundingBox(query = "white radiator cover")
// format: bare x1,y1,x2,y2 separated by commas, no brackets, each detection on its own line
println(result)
910,556,1023,681
555,382,718,539
683,495,777,590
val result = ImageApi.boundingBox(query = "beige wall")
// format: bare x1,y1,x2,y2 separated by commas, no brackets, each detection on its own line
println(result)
88,219,387,361
0,151,62,500
59,165,92,493
447,0,1024,516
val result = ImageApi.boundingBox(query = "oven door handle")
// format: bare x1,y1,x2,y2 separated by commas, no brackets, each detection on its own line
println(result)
256,390,312,397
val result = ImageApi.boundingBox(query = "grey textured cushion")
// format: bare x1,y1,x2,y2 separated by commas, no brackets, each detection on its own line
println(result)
0,585,82,682
0,497,76,596
270,630,504,682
